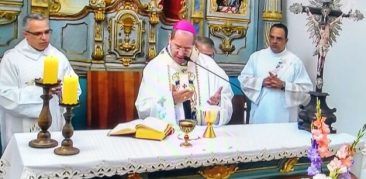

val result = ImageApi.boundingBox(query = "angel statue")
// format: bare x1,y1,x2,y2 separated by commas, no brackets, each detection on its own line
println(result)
290,0,364,92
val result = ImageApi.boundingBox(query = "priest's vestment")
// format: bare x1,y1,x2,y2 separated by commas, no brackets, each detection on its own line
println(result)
135,48,233,126
238,48,313,124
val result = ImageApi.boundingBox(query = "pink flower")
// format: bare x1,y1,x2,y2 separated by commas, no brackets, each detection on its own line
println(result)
340,156,353,168
327,158,342,172
336,145,349,159
318,145,332,158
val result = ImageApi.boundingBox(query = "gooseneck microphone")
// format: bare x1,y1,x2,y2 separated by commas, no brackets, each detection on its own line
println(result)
184,56,245,95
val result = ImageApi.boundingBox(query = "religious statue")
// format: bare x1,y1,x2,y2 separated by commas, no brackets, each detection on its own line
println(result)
305,4,343,78
290,0,364,92
290,0,364,133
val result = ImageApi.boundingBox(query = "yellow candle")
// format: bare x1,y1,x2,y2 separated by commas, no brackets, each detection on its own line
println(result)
43,55,59,84
62,75,79,104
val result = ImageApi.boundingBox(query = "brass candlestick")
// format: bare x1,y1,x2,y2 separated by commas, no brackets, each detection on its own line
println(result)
29,79,60,148
179,119,196,147
203,106,219,138
54,102,80,155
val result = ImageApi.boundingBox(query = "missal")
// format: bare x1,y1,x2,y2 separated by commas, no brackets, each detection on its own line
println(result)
108,117,174,141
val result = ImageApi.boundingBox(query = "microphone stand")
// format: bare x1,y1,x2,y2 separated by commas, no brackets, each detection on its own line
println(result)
184,57,245,95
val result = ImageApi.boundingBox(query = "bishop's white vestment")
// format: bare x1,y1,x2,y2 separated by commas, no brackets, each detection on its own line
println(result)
238,48,313,124
135,48,233,126
0,39,81,151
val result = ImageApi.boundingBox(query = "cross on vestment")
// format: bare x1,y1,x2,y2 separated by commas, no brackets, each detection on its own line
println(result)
290,0,364,92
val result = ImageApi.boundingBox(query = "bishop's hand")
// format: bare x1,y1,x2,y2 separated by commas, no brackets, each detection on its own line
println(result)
207,86,222,106
172,85,194,104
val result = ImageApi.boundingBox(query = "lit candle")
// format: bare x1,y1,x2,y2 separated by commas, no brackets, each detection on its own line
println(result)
43,55,59,84
62,75,79,104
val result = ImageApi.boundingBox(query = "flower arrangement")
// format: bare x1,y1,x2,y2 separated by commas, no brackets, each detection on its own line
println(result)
307,100,366,179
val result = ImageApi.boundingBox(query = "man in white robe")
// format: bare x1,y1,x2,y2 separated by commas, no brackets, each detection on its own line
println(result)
135,20,233,126
238,23,313,124
0,14,81,151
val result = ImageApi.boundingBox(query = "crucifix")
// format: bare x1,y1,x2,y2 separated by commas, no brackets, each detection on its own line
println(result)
290,0,364,133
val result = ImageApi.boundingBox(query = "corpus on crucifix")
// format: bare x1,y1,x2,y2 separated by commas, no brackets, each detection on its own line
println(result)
290,0,364,133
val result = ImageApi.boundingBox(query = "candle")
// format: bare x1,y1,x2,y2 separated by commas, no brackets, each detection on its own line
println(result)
43,55,59,84
62,75,79,104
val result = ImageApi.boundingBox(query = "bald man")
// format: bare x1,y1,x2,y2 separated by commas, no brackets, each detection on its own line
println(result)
135,20,233,126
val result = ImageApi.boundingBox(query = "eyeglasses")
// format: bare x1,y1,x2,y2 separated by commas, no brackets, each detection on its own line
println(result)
170,43,192,54
26,29,53,36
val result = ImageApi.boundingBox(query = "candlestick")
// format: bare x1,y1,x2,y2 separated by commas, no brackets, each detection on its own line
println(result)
43,55,58,84
62,75,78,104
54,103,80,156
29,78,60,148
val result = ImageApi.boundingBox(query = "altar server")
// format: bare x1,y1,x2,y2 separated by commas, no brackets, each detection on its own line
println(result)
238,23,313,124
135,20,233,126
0,14,80,151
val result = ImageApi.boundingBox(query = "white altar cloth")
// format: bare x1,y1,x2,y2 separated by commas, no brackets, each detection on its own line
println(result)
0,123,364,179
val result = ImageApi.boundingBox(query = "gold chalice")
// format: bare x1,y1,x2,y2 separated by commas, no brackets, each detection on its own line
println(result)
179,119,197,147
202,106,219,138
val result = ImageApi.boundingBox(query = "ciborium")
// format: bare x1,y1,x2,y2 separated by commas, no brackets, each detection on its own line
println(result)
202,106,219,138
29,78,60,148
179,119,196,147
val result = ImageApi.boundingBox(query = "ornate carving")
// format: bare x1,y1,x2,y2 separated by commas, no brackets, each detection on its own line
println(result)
209,22,247,55
146,0,162,25
178,0,187,19
90,0,106,61
90,0,106,8
148,46,156,60
49,0,61,13
109,10,143,65
199,165,238,179
120,58,132,67
279,158,299,173
0,11,19,25
144,0,162,60
31,0,49,16
94,10,105,22
95,23,103,41
92,44,104,61
118,17,137,52
262,10,283,21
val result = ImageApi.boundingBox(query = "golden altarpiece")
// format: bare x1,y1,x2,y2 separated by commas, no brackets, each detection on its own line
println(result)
0,0,283,75
0,0,284,128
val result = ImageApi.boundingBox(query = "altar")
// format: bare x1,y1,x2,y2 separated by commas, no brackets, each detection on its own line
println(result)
0,123,364,179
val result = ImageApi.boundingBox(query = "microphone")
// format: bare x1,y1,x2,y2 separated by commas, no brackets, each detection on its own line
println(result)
184,56,245,95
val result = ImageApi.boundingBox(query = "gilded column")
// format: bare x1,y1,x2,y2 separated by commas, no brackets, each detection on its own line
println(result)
262,0,282,47
90,0,106,63
146,0,162,61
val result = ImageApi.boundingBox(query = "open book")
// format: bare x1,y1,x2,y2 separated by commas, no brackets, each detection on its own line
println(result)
108,117,174,141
